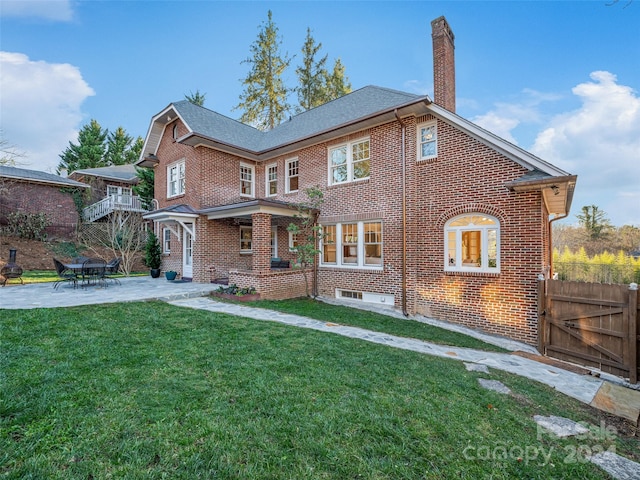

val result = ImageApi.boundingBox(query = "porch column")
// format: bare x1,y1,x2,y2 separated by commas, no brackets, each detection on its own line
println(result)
251,212,271,272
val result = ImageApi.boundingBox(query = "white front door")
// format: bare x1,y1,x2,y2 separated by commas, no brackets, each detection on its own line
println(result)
183,224,193,278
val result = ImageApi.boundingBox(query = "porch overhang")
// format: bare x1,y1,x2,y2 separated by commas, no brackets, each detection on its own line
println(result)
143,204,199,238
505,174,577,218
199,199,313,220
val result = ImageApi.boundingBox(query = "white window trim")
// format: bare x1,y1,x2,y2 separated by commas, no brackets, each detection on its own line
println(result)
417,121,437,161
162,227,171,254
240,162,255,198
167,160,185,198
266,163,277,197
288,231,299,252
271,226,278,258
285,158,299,194
444,214,500,273
328,137,370,186
240,226,252,254
320,220,383,270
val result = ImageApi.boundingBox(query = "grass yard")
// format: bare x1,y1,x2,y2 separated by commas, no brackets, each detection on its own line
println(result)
237,297,508,352
1,302,637,479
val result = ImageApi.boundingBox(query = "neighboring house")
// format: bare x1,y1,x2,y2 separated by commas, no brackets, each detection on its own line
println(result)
68,164,149,222
0,165,88,239
137,17,576,345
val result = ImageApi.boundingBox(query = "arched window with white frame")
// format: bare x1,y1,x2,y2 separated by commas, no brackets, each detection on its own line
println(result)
444,214,500,272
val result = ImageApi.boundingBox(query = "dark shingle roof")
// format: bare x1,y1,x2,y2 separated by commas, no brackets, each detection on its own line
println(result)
71,164,139,183
0,165,88,188
173,86,423,152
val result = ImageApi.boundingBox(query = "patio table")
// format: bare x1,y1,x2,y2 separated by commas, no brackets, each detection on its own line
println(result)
64,261,107,287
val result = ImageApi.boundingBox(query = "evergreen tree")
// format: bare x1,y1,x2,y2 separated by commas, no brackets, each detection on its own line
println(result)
296,28,329,112
105,127,143,166
133,166,155,210
235,10,291,131
576,205,612,240
326,58,352,100
185,90,206,106
58,119,107,174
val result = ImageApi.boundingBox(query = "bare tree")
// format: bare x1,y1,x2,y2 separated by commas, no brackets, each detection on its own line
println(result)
79,211,147,275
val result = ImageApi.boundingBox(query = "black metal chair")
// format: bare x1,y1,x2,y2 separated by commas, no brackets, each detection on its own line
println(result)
103,257,122,285
81,258,107,288
53,258,78,290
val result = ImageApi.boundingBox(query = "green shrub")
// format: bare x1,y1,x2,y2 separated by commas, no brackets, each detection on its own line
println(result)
7,212,50,240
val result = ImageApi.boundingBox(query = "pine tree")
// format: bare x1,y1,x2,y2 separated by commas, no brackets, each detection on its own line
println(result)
296,28,329,112
133,166,155,210
185,90,206,106
57,119,108,174
326,58,352,100
235,10,291,131
105,127,143,166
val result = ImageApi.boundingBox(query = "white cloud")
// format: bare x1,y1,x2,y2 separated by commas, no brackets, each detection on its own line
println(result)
0,0,74,21
531,71,640,226
0,52,94,173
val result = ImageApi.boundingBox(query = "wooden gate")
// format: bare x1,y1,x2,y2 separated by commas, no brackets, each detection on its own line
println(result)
538,279,639,384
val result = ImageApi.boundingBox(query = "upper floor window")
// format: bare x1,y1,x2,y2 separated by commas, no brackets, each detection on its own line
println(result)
167,160,185,197
445,214,499,273
266,164,277,196
286,158,299,193
321,221,383,269
240,163,255,197
329,138,370,185
162,228,171,254
240,226,252,253
418,121,437,160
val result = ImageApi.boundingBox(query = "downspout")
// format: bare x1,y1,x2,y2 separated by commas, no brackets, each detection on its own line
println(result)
394,109,409,316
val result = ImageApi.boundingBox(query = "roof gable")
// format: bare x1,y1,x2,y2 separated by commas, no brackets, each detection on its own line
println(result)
0,165,88,188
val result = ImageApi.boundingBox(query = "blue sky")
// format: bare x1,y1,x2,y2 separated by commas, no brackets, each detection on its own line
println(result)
1,0,639,226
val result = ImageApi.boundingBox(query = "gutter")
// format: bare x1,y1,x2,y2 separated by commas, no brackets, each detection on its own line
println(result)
395,109,409,317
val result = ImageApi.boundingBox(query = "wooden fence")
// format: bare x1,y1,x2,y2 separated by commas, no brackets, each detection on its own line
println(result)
538,279,639,384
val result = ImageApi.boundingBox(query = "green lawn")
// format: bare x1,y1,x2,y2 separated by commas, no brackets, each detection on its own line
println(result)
1,302,637,479
238,297,508,352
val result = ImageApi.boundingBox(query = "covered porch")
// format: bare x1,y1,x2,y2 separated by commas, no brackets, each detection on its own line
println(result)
200,199,313,300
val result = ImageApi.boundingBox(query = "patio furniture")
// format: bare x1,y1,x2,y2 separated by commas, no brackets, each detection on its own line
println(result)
103,257,122,285
270,257,290,269
81,258,107,287
53,258,78,289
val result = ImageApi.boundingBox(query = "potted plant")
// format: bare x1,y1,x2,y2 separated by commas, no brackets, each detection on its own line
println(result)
144,232,162,278
165,270,178,281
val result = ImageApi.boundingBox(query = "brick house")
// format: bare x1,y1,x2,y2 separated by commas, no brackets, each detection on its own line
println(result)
68,164,149,222
0,165,88,239
137,17,576,344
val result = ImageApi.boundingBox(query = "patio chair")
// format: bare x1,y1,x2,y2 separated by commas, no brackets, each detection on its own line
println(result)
81,258,107,288
103,257,122,285
53,258,78,290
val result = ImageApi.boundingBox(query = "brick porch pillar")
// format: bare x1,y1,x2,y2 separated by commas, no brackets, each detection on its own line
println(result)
251,212,271,273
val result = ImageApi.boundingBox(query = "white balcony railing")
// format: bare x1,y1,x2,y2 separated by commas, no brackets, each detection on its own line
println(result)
83,195,150,222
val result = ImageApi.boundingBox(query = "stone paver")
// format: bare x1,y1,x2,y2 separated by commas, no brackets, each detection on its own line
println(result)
533,415,590,438
478,378,511,394
589,451,640,480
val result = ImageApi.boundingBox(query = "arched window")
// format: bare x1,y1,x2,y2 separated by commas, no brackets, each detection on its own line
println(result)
445,214,500,272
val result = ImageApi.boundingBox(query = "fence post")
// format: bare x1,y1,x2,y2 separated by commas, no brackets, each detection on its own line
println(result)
629,283,638,384
537,275,547,354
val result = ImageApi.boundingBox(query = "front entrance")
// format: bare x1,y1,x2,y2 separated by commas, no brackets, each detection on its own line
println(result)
183,224,193,278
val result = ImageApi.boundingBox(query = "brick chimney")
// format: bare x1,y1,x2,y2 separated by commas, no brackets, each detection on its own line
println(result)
431,16,455,112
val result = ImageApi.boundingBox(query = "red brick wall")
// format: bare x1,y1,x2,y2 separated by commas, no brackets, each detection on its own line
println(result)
153,113,551,344
0,181,81,239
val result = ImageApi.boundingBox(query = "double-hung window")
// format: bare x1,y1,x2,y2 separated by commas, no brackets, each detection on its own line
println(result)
240,226,252,253
286,158,299,193
445,214,499,272
321,221,383,268
417,121,437,161
240,163,255,197
329,138,370,185
266,164,277,196
167,160,185,197
162,228,171,254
